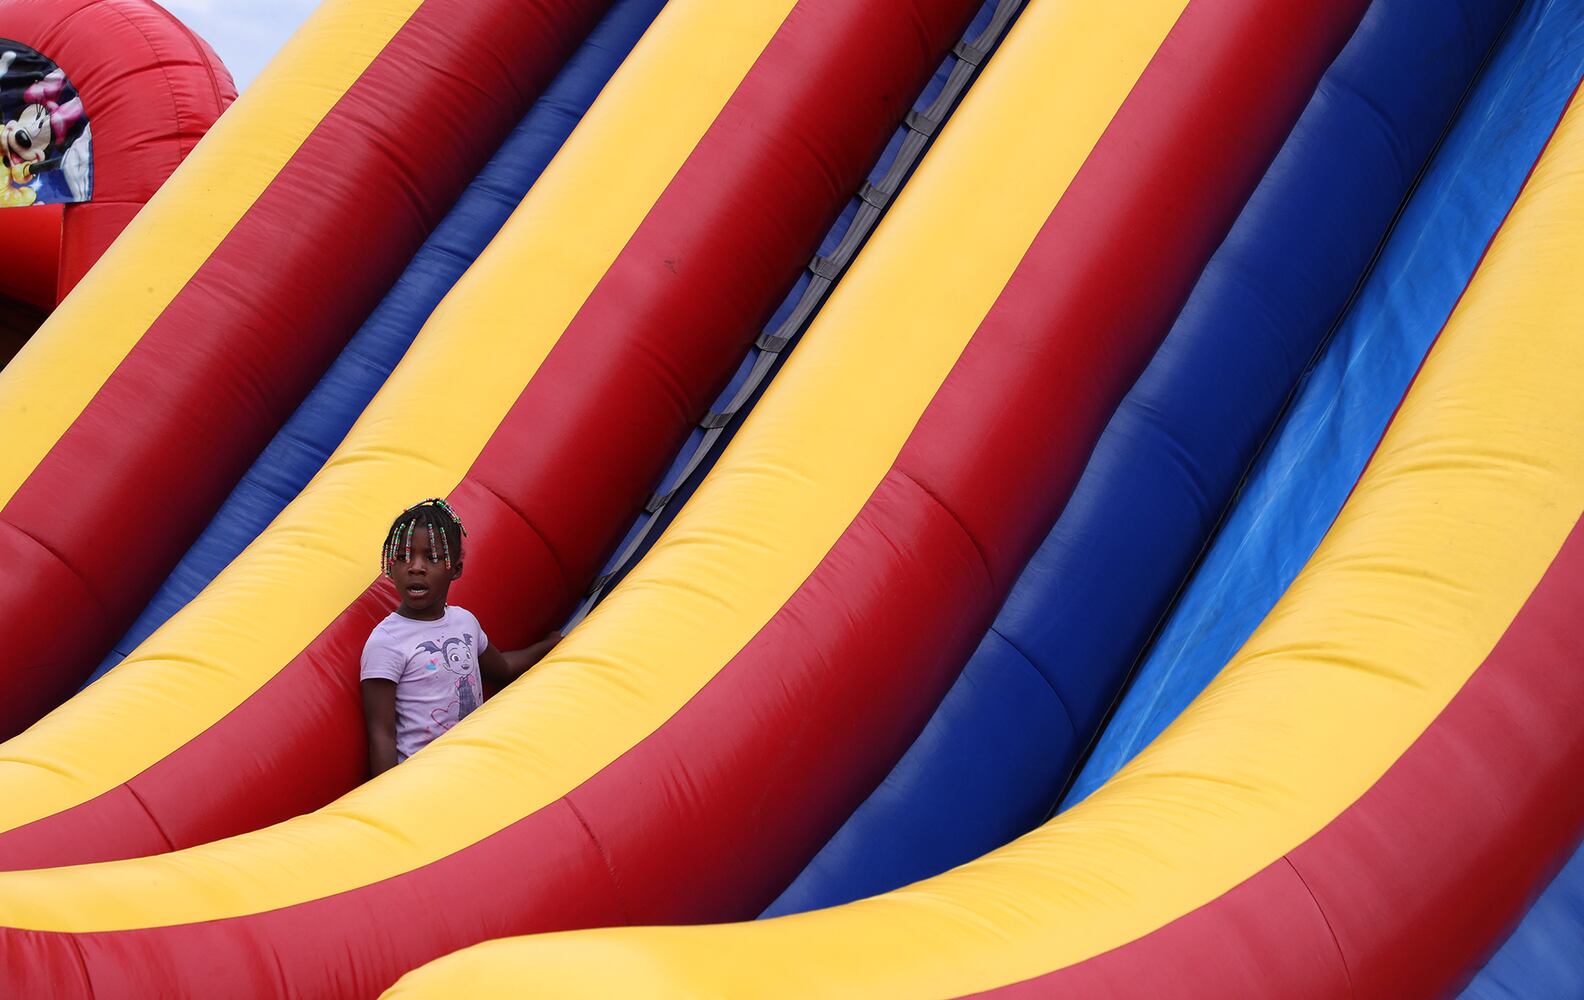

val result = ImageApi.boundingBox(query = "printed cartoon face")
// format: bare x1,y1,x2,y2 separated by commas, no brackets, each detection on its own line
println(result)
442,635,471,675
417,635,474,676
3,104,51,167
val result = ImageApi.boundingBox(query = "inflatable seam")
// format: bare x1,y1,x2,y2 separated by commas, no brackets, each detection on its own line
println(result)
895,467,990,585
1283,855,1354,994
139,0,234,130
474,477,571,596
0,516,109,619
122,780,176,853
561,795,630,923
83,1,188,172
988,625,1076,735
63,928,95,999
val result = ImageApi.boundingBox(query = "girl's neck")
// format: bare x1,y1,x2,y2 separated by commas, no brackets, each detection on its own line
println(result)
395,602,447,622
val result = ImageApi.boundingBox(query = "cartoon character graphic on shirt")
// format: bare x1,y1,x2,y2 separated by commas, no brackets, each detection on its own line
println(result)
417,633,479,730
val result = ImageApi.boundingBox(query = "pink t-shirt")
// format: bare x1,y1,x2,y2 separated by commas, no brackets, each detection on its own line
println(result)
360,605,489,762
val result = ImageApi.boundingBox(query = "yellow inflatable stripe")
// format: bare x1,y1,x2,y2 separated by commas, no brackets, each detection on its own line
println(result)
0,0,1188,929
0,0,795,830
383,84,1584,999
0,0,424,506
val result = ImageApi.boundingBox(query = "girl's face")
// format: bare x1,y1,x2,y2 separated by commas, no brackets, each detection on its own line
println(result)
389,528,459,621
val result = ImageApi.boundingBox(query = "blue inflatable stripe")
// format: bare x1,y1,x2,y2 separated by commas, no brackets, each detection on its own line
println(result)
1459,835,1584,999
764,0,1523,917
1066,0,1584,805
87,0,669,685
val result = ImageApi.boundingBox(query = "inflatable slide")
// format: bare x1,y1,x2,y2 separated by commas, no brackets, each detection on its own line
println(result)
388,0,1584,994
393,15,1584,990
1,0,1581,996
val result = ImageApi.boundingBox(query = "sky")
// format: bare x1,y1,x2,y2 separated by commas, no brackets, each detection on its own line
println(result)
158,0,320,92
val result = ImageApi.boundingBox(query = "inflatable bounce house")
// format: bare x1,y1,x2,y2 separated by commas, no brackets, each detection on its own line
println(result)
0,0,1581,995
0,0,232,368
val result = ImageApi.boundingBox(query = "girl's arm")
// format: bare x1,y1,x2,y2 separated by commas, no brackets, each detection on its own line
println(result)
361,678,399,777
479,630,562,686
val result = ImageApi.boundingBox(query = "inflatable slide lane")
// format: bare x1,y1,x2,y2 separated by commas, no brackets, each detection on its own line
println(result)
0,0,985,873
1067,0,1584,811
768,0,1524,915
84,0,671,688
387,41,1584,1000
0,0,1366,995
0,0,612,737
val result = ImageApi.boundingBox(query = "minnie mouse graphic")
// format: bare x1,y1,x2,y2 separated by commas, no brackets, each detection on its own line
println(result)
0,47,90,208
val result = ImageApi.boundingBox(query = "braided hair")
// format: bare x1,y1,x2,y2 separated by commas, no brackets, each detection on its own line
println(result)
382,498,466,579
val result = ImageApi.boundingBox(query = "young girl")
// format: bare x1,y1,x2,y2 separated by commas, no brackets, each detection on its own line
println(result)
360,498,559,776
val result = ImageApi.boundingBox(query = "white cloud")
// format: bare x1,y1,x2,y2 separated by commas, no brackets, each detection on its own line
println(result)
158,0,320,92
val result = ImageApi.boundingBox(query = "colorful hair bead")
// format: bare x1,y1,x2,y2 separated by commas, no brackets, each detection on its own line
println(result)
381,498,466,577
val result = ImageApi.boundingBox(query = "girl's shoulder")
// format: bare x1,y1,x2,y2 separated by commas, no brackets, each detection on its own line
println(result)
364,610,409,648
443,604,482,627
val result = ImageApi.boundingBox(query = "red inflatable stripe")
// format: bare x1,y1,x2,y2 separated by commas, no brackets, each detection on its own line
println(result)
0,0,610,738
0,0,985,868
0,1,1370,995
